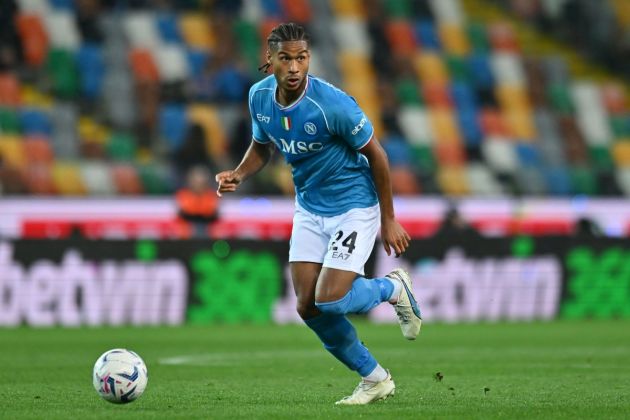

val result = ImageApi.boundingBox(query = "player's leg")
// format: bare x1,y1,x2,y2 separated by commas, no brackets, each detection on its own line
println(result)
312,204,401,315
311,205,422,340
291,261,379,377
289,205,388,401
291,261,320,320
315,267,421,340
314,266,397,314
293,262,394,405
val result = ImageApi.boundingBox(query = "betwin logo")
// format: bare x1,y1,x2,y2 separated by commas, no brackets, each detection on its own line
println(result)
0,242,188,326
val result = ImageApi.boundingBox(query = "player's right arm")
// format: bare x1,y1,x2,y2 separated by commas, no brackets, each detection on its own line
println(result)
215,139,274,196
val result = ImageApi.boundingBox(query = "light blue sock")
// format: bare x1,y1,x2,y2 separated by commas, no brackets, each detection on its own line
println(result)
315,276,395,315
304,313,377,377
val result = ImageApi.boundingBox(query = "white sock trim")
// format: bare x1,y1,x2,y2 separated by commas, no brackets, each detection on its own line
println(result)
388,278,403,304
363,364,388,383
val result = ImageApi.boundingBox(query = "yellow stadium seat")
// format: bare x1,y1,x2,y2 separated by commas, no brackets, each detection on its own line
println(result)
179,13,215,49
187,104,227,161
329,0,365,17
503,109,537,140
344,80,379,104
438,165,470,196
20,86,53,107
0,135,26,167
414,52,449,86
439,24,470,55
52,162,87,195
361,104,383,139
429,108,461,144
338,52,381,130
611,0,630,26
612,141,630,167
496,85,531,111
338,52,374,84
78,117,109,144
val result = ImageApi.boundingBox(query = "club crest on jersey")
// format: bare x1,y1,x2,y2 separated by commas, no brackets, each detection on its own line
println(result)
281,116,291,130
304,122,317,135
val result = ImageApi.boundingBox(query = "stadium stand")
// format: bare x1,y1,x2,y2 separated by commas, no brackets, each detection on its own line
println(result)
0,0,629,198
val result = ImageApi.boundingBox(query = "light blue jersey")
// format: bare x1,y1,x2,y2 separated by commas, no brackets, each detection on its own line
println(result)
249,75,378,216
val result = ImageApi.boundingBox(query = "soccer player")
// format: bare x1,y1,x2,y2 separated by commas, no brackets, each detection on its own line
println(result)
215,23,422,405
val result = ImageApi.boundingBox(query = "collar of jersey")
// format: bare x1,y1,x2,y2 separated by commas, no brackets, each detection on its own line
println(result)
273,76,310,111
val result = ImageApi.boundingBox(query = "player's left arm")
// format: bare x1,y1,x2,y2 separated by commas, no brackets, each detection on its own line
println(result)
359,136,411,257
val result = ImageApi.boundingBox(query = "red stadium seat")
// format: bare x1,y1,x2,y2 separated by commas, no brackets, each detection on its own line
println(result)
280,0,313,23
129,49,160,83
385,21,418,56
23,136,54,164
435,142,466,166
600,83,627,115
25,163,56,195
0,73,22,106
111,164,144,195
422,84,452,107
259,18,283,45
16,14,49,67
479,108,509,137
487,22,520,52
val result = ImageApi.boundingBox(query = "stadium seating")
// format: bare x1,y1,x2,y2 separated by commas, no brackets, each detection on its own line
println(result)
0,0,629,198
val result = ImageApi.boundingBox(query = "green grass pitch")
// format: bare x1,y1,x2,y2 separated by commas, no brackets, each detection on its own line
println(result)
1,320,629,419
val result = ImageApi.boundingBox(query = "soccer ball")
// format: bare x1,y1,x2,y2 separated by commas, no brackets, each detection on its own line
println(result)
92,348,148,403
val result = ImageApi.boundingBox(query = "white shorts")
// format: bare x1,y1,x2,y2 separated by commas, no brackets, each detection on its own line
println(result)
289,203,380,275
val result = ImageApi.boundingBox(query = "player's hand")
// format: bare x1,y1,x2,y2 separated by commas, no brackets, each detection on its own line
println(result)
381,218,411,258
215,170,242,197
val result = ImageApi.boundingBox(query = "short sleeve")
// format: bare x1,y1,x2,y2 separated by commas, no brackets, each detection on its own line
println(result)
329,91,374,149
249,87,271,144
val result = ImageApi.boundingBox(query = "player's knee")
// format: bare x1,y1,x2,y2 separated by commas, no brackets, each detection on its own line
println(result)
296,300,319,320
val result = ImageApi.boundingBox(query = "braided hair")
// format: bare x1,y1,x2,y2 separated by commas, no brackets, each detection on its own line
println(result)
258,23,310,73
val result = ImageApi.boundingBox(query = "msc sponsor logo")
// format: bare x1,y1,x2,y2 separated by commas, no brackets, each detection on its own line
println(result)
279,138,323,154
351,117,367,135
257,114,270,123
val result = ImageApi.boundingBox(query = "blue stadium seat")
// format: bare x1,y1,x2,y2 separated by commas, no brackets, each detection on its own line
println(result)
457,108,483,146
415,21,441,50
516,143,542,167
156,13,182,44
543,167,572,195
261,0,283,18
20,108,53,136
383,134,413,166
451,82,477,111
159,104,188,152
467,54,494,89
187,49,210,79
76,44,105,99
49,0,75,11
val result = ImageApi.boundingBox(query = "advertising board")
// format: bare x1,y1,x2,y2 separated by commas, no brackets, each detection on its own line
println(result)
1,237,628,326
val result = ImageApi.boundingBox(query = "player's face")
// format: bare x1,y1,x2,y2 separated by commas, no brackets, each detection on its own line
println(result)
269,41,310,97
